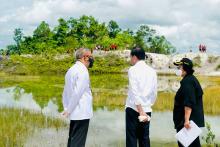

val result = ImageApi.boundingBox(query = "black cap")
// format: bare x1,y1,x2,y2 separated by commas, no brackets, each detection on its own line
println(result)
173,58,193,68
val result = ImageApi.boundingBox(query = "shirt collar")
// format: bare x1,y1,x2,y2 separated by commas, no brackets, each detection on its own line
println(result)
76,61,87,70
180,74,192,84
134,60,145,66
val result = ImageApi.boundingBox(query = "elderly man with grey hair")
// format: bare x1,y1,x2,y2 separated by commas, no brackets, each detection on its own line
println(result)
62,48,94,147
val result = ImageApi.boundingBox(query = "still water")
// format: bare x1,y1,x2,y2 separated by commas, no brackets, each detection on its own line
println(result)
0,85,220,146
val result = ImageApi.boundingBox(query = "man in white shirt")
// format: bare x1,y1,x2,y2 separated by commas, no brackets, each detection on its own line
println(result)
126,48,157,147
62,48,94,147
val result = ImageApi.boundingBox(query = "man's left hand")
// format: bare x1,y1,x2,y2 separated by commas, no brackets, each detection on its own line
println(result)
61,111,70,118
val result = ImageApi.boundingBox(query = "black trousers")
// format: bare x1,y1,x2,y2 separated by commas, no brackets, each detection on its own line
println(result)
67,119,90,147
126,107,151,147
176,126,201,147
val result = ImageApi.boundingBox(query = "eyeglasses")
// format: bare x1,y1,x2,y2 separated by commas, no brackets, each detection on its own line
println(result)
84,55,93,58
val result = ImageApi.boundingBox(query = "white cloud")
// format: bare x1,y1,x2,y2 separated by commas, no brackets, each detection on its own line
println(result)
15,1,52,24
0,15,11,22
0,0,220,53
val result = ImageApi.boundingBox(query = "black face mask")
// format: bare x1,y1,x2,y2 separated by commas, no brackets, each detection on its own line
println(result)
88,57,94,68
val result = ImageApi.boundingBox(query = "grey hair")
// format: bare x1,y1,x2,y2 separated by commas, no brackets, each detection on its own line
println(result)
75,48,90,60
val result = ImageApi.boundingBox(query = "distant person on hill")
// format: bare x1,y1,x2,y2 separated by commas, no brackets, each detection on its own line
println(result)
199,44,207,53
173,58,204,147
125,48,157,147
61,48,94,147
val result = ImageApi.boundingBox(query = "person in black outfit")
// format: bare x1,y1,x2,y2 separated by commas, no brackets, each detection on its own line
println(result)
173,58,205,147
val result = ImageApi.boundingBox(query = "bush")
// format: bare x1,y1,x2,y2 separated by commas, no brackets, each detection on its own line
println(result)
193,56,202,67
216,64,220,71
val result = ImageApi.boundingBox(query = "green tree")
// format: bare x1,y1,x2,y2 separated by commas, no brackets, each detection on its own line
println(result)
98,35,114,50
13,28,23,55
0,49,4,55
108,20,121,38
6,15,176,55
20,36,35,54
6,45,17,55
114,31,135,49
54,18,69,46
134,25,155,50
32,21,56,53
67,17,78,37
68,15,108,48
148,36,176,54
33,21,52,42
64,36,79,53
134,25,175,54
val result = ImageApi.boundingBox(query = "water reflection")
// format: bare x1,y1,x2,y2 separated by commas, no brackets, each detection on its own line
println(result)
157,76,210,92
88,110,220,145
0,87,60,117
24,110,220,146
1,87,220,145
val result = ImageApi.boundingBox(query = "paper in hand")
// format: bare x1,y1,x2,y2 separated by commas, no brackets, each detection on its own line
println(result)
175,120,202,147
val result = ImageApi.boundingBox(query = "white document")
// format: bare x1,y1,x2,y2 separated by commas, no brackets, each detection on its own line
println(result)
175,120,202,147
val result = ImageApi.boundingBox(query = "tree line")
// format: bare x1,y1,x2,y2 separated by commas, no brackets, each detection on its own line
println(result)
1,15,176,55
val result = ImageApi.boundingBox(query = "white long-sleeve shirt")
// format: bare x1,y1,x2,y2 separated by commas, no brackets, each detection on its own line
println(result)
126,60,157,112
62,61,93,120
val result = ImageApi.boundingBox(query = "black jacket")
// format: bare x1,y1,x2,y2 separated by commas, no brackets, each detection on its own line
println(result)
173,74,205,129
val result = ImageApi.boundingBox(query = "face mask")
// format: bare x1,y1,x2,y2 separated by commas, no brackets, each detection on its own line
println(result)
88,57,94,68
175,69,182,77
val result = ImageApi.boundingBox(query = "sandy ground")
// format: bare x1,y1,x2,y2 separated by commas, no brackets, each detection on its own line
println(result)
92,50,220,76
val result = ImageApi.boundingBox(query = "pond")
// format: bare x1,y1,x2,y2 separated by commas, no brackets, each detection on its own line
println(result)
0,74,220,146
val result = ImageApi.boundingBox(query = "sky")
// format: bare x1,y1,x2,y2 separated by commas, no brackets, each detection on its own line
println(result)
0,0,220,54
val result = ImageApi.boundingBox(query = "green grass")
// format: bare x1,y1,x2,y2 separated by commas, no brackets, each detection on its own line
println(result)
0,55,73,75
89,54,129,74
0,107,66,147
91,74,127,89
203,85,220,115
153,92,175,111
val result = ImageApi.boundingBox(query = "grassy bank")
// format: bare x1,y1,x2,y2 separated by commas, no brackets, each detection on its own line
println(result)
0,107,66,146
0,54,129,75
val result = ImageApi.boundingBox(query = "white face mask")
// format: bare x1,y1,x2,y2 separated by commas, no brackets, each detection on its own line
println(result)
175,69,182,77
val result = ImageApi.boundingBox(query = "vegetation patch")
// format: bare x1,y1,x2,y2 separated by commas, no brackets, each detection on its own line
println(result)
0,107,66,147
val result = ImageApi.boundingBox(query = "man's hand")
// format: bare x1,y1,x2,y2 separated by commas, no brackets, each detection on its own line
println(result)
184,120,191,129
61,111,70,118
137,104,150,122
139,111,150,122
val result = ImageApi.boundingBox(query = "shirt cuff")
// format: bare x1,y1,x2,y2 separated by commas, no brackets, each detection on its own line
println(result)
134,97,143,105
184,103,193,108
